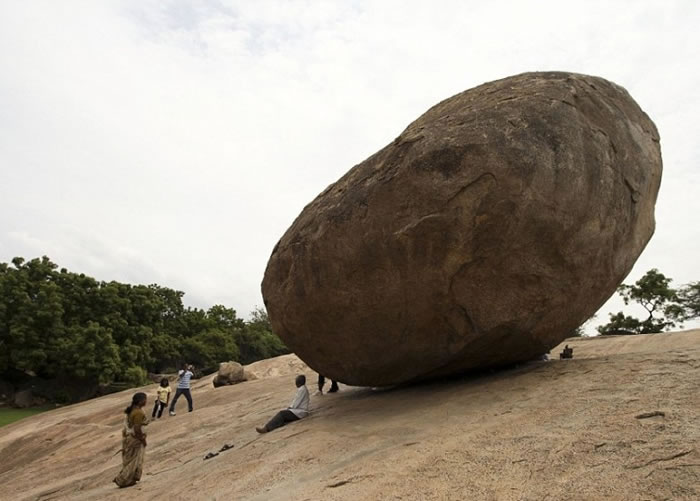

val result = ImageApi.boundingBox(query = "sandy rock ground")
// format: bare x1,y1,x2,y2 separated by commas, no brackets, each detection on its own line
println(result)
1,330,698,501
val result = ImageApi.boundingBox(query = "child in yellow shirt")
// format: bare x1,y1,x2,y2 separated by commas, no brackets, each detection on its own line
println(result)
152,378,171,419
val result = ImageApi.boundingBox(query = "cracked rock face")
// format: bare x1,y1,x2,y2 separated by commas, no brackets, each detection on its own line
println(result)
262,72,662,386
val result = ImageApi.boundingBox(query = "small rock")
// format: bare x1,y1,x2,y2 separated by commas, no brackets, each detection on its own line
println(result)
213,362,246,388
14,389,35,408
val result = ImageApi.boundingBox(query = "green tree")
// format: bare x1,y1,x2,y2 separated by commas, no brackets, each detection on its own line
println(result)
676,281,700,321
598,269,680,335
183,328,240,372
2,257,65,376
55,322,121,384
123,366,148,387
0,256,292,403
236,306,289,364
597,312,642,335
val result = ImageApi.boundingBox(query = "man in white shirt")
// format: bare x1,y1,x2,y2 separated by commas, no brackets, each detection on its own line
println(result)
169,364,194,416
256,374,309,433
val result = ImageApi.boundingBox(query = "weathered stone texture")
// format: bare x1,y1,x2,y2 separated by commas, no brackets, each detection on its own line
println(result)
212,361,246,388
262,72,662,386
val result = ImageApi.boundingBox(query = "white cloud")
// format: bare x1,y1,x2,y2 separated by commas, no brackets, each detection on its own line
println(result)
0,0,698,329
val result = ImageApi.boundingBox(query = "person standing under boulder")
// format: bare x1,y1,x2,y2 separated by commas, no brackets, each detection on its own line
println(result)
114,392,149,488
256,374,309,433
317,374,339,394
169,364,194,416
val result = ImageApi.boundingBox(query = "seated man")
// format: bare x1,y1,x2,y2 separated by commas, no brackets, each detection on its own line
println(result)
256,375,309,433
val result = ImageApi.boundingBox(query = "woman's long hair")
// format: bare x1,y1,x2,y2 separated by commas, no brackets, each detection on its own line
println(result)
124,392,147,415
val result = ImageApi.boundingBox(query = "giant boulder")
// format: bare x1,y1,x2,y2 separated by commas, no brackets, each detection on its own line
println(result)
262,72,662,386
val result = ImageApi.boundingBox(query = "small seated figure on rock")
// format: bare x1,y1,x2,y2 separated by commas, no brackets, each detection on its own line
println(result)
560,345,574,359
256,374,309,434
317,374,339,394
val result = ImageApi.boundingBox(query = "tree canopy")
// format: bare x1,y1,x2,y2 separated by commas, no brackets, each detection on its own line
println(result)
597,269,699,335
0,256,288,389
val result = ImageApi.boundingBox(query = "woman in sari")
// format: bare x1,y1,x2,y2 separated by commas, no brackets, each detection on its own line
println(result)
114,392,149,488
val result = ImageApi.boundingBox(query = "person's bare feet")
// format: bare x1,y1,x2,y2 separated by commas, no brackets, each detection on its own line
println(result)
256,426,268,434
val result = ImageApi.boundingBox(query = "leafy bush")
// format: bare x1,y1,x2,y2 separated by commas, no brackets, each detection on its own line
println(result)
123,366,149,387
0,256,288,399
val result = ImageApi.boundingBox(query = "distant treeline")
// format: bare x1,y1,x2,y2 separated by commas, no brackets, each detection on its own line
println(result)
0,256,288,388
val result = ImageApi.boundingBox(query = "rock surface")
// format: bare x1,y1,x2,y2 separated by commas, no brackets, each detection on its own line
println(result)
1,331,698,501
212,361,246,388
262,72,662,386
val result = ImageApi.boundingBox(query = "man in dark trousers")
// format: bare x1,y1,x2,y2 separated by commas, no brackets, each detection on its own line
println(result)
317,374,339,394
169,363,194,416
256,374,309,433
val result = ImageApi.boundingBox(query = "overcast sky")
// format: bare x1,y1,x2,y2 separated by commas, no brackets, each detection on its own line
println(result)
1,1,698,332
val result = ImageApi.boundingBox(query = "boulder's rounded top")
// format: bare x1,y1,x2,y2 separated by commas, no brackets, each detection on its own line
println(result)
262,72,662,386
